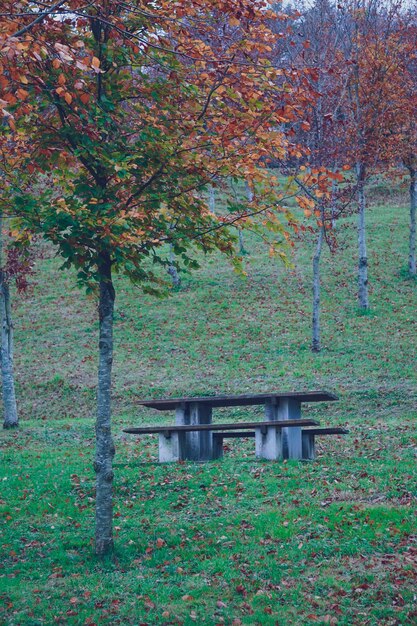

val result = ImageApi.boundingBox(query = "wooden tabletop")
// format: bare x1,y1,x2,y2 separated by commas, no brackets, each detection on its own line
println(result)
134,390,338,411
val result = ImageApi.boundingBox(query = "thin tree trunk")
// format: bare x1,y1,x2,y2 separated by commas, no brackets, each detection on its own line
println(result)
95,252,115,556
168,244,181,288
238,230,246,255
331,172,338,229
237,180,253,255
0,215,18,429
245,180,254,203
208,185,215,213
408,165,416,276
356,162,369,309
312,224,324,352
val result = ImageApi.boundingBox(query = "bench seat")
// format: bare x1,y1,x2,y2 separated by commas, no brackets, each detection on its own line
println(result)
123,422,348,462
302,427,349,460
123,419,319,435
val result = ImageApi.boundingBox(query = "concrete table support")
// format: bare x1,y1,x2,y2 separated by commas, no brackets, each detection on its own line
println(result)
261,398,302,460
175,402,214,461
159,431,185,462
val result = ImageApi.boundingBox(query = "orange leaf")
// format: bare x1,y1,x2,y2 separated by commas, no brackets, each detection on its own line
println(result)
91,57,100,70
64,92,72,105
16,88,29,100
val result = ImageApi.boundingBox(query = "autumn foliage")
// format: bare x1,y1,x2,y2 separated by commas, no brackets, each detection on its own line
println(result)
0,0,322,283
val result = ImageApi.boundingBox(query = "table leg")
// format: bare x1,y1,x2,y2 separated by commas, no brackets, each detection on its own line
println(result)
263,398,302,460
175,403,213,461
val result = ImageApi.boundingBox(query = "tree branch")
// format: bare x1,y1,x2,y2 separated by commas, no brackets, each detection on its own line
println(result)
11,0,68,38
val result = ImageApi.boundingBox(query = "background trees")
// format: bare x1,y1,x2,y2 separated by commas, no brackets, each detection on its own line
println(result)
337,0,415,309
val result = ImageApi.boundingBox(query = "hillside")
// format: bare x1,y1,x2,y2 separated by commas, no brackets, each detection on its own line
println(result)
1,185,416,625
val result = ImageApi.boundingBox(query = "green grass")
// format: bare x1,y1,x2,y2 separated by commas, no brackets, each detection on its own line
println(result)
1,185,417,625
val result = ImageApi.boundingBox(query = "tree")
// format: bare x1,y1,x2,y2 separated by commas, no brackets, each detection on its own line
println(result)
0,0,317,555
270,0,350,351
405,151,417,275
0,134,33,428
0,215,18,428
395,16,417,275
337,0,411,309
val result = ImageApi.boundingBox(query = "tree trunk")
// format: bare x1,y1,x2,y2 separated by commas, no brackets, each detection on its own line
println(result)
95,252,116,556
408,166,416,276
238,229,246,255
312,224,324,352
1,277,19,429
168,244,181,289
237,180,253,255
331,174,338,229
356,162,369,310
0,216,18,429
208,185,216,213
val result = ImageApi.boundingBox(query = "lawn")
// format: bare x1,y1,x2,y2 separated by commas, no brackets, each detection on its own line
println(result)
1,182,416,625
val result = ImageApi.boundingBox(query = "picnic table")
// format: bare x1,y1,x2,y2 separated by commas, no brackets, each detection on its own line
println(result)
124,390,346,462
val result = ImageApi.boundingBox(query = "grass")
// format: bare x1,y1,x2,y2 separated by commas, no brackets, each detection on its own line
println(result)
1,182,417,625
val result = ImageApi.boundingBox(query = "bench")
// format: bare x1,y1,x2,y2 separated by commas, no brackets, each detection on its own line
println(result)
128,390,339,462
123,419,324,463
211,426,349,460
124,422,349,462
301,427,349,460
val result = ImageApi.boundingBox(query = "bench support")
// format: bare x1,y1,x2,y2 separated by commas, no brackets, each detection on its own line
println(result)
302,431,316,460
158,431,186,462
255,425,284,460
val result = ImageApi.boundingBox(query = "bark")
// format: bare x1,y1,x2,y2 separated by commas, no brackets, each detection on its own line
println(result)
356,162,369,310
1,278,18,429
312,225,324,352
238,229,246,255
168,244,181,288
0,216,18,429
95,252,116,556
237,180,253,255
208,185,216,213
408,166,416,276
245,180,254,203
331,175,338,230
